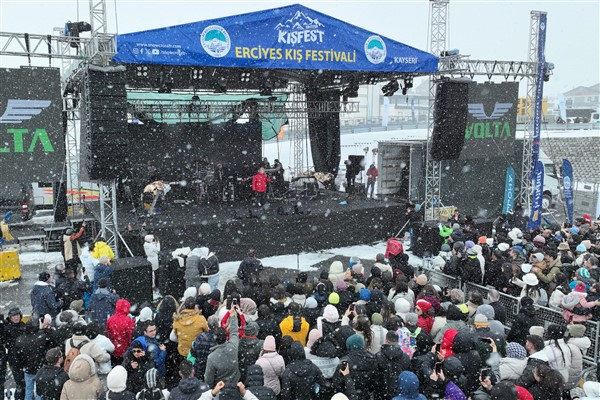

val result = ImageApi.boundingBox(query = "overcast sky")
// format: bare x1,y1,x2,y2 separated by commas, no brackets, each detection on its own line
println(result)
1,0,598,97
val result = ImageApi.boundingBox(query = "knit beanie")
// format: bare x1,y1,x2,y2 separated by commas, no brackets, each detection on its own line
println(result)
506,342,527,360
329,292,340,305
182,287,197,301
138,307,153,322
371,313,383,326
567,324,586,338
359,288,371,301
304,297,318,309
529,326,545,337
199,283,211,296
474,314,489,327
262,335,276,352
346,334,365,351
336,280,348,292
323,305,340,323
107,365,128,393
243,321,259,337
416,299,432,314
415,274,428,286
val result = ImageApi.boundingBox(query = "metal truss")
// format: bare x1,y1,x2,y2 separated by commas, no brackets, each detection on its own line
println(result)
439,57,540,79
98,181,120,258
288,84,309,176
424,0,449,220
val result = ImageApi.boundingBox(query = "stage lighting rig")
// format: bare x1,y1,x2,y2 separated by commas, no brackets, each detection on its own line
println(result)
366,76,378,85
64,21,92,48
240,72,251,82
191,68,203,80
404,77,413,89
341,82,359,99
332,74,343,85
382,80,399,97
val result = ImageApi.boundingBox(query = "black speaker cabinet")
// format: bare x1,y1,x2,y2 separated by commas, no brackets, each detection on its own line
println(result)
411,220,445,257
111,257,153,306
430,80,469,161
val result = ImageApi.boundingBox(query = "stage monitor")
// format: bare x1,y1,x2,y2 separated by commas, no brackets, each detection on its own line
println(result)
0,67,65,183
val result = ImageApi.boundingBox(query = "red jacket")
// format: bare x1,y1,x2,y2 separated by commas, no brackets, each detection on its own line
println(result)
366,166,378,182
417,314,434,335
252,173,271,193
106,299,135,357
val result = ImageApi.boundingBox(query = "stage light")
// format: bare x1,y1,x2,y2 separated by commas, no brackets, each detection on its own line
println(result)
404,77,413,89
441,49,460,57
381,80,399,97
341,82,359,98
333,74,343,85
64,21,92,48
136,66,148,77
366,76,378,85
240,72,251,82
191,68,203,80
259,84,273,96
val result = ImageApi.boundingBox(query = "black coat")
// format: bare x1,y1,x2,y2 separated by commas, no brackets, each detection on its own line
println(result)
375,344,411,400
168,378,209,400
515,355,549,389
451,332,482,396
122,350,155,393
506,305,538,346
13,329,53,373
334,349,378,398
2,319,25,360
489,301,507,325
35,365,69,400
237,257,263,285
459,257,482,285
238,337,263,383
280,360,325,400
256,317,281,344
245,365,276,400
104,391,136,400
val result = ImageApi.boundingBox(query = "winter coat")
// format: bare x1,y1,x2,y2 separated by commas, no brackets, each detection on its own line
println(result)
91,241,115,260
171,309,208,356
13,329,53,374
94,263,114,288
56,277,89,309
204,314,240,387
169,377,209,400
280,343,325,400
445,381,468,400
369,324,388,354
515,351,549,389
452,332,482,395
305,337,340,379
528,384,562,400
189,331,215,380
434,319,469,344
562,291,597,323
31,281,63,318
489,301,507,325
533,260,561,292
569,336,592,354
88,288,120,329
335,348,378,398
90,334,114,375
184,254,202,289
65,334,111,366
255,351,285,395
106,299,135,357
417,314,434,335
237,256,263,285
506,304,538,346
544,339,582,390
197,250,219,278
460,257,483,284
499,357,527,381
328,262,346,287
252,173,270,193
35,364,69,400
391,371,427,400
376,344,412,400
63,229,83,262
245,365,276,400
60,354,104,400
548,286,567,310
144,241,160,271
238,337,263,383
279,315,310,346
80,248,98,281
121,344,155,393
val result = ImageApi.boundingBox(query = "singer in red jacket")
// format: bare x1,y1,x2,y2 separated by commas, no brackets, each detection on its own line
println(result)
252,167,272,206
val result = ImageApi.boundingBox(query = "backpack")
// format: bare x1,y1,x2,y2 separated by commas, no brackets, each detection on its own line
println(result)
397,327,420,358
561,294,591,316
64,339,89,373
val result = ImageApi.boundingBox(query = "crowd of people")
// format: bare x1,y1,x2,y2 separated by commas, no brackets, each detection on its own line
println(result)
1,208,600,399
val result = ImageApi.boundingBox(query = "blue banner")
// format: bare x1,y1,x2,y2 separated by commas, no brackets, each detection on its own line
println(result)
562,159,574,225
528,160,545,230
531,13,547,172
114,4,438,73
502,166,516,215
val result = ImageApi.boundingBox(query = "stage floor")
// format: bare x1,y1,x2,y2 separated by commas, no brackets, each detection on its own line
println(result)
92,192,406,262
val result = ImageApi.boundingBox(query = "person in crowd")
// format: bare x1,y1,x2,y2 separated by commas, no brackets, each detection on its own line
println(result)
279,302,310,346
35,347,69,400
88,278,120,330
169,360,210,400
452,331,483,394
280,341,325,400
135,367,169,400
238,321,263,383
365,163,378,199
237,249,263,286
60,354,104,400
506,297,538,346
31,272,63,318
251,167,272,207
171,296,208,359
107,299,136,366
255,335,285,395
392,370,427,400
516,335,549,389
121,339,155,393
189,315,217,380
91,237,115,260
65,322,111,369
376,331,411,400
143,234,161,292
244,365,276,400
486,290,507,325
415,300,434,335
105,365,136,400
527,364,564,400
93,255,114,292
62,222,86,275
499,342,528,381
12,318,52,400
85,322,114,375
204,304,241,387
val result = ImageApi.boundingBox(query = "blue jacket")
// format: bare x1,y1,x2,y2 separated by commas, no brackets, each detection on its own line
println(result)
392,371,427,400
93,263,113,289
30,281,63,318
134,335,167,377
88,288,120,329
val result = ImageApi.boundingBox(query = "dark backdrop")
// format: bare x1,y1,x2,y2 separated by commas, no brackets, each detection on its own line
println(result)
306,89,341,177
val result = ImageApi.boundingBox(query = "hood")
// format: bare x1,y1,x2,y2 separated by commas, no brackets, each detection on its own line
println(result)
245,365,265,387
178,377,209,395
131,336,149,352
93,288,111,298
583,381,600,397
520,304,537,317
115,299,131,316
107,365,127,392
441,329,458,356
137,307,153,322
476,304,495,320
445,381,467,400
312,338,337,358
381,344,407,362
68,354,97,382
174,308,200,323
329,261,344,275
191,247,211,259
443,357,465,381
34,281,50,287
446,304,464,321
323,305,339,323
397,371,421,398
452,332,474,354
95,241,110,250
395,298,411,314
290,341,306,362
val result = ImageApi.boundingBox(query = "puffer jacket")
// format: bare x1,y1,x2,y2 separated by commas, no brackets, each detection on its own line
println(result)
544,339,583,390
334,348,378,398
35,364,69,400
169,377,209,400
65,334,111,366
452,332,482,395
515,350,549,389
328,261,346,287
392,371,426,400
280,342,325,400
499,357,527,381
255,351,285,395
562,291,597,323
245,365,276,400
88,287,119,329
91,241,115,260
143,241,160,271
59,354,104,400
305,337,340,379
31,281,63,318
376,344,411,400
106,299,135,357
172,308,208,356
506,304,538,346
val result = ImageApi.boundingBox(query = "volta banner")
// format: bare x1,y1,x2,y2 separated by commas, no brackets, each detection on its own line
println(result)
0,67,65,183
528,160,545,230
114,4,438,73
531,13,547,171
502,166,516,215
562,159,574,225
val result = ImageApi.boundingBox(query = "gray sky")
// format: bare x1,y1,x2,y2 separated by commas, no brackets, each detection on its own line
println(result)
1,0,598,97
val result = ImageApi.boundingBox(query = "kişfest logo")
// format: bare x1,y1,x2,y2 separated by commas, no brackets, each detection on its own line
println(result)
275,10,325,45
0,99,55,152
201,25,231,58
465,102,514,139
364,35,386,64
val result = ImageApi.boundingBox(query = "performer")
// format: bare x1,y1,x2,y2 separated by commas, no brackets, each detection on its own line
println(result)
238,161,254,201
213,162,230,202
365,163,378,199
345,159,360,196
143,180,169,216
261,157,271,169
252,167,272,207
271,159,285,197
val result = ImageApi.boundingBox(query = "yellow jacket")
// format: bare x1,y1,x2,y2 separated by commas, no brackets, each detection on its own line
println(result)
91,241,115,260
172,309,208,356
279,316,309,346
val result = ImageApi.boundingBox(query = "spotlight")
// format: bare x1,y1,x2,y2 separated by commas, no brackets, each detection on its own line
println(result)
136,65,149,77
381,80,399,97
441,49,460,57
366,76,378,85
333,74,343,85
64,21,92,48
191,68,203,80
404,77,413,89
341,82,359,98
240,72,251,82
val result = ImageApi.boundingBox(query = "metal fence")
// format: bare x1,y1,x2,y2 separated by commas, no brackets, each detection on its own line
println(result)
425,267,600,368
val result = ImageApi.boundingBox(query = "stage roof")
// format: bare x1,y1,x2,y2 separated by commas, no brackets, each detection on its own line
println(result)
114,4,438,75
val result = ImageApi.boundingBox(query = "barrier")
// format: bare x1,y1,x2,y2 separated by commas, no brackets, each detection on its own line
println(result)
464,282,521,328
421,264,461,290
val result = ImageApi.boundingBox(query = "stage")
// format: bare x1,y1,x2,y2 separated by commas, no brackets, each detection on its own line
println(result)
90,192,406,262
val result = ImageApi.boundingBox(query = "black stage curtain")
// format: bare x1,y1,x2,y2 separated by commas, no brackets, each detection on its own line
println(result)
306,89,341,178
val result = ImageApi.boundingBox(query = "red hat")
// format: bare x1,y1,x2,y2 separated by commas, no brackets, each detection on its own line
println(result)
516,385,534,400
416,300,432,314
582,214,592,224
574,282,587,293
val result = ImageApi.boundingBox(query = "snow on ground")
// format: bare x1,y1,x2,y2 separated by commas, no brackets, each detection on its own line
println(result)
18,250,64,270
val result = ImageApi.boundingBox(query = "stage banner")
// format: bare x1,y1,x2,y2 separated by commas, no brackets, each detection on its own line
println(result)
462,81,519,160
114,4,438,73
502,166,516,215
0,67,65,184
528,160,545,230
562,159,574,225
531,13,547,171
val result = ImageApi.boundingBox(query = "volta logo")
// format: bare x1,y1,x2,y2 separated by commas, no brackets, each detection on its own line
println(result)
200,25,231,58
364,35,386,64
563,176,571,191
467,103,513,120
0,99,51,124
275,10,325,45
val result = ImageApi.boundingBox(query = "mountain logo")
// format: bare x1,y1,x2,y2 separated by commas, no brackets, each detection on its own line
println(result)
275,10,325,45
467,103,513,120
364,35,386,64
0,99,52,124
563,176,571,191
200,25,231,58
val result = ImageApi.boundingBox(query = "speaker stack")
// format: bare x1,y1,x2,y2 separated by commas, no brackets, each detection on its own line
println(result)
430,80,469,161
111,257,153,306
